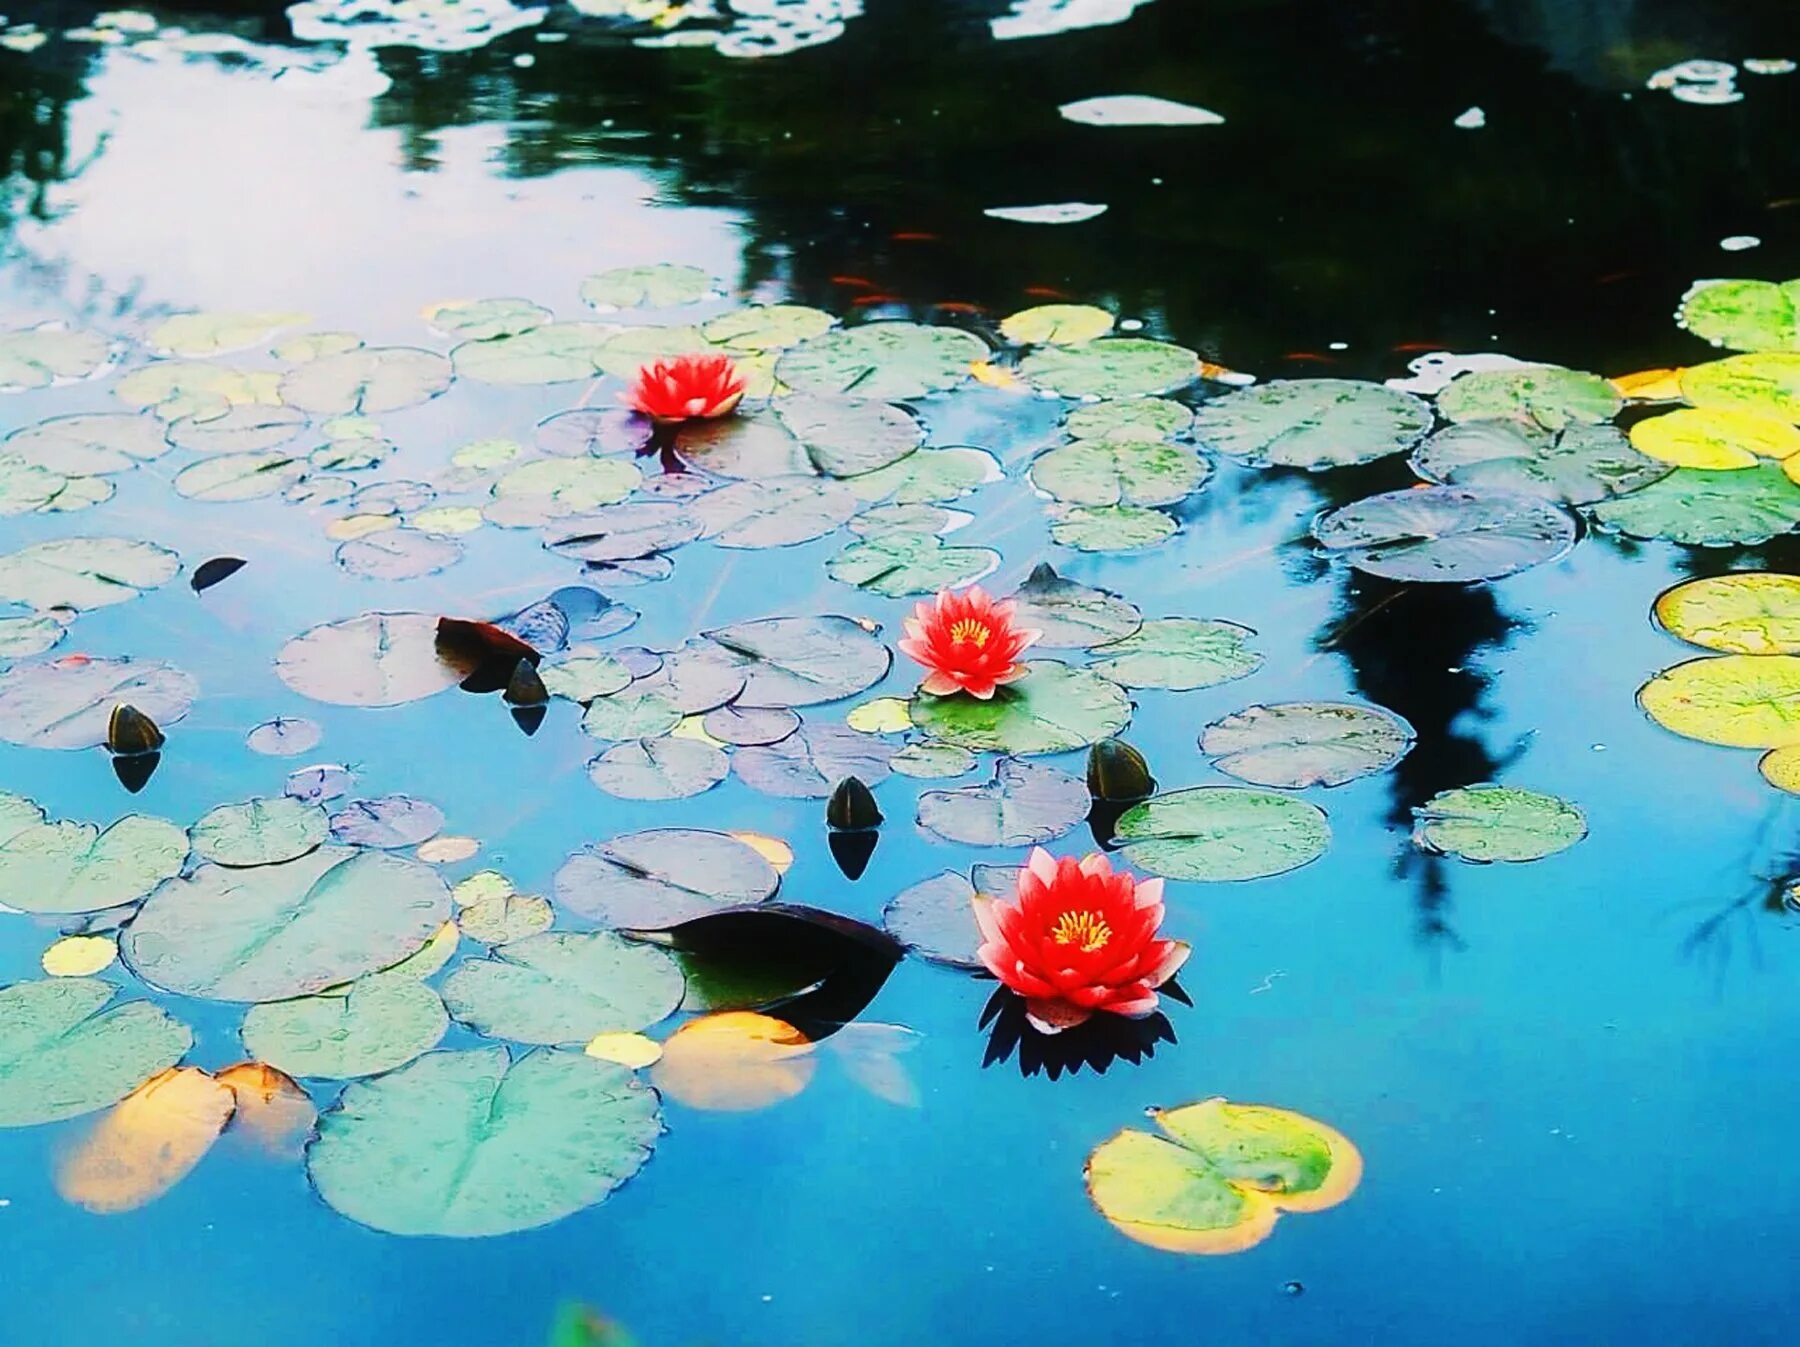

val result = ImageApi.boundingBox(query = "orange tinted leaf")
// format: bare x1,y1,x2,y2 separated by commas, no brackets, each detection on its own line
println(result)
55,1067,235,1213
217,1062,317,1158
650,1012,815,1112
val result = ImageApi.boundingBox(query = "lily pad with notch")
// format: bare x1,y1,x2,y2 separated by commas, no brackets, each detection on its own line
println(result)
0,978,192,1128
1113,787,1330,881
910,661,1132,756
1200,701,1415,788
1411,421,1671,504
1313,485,1578,583
916,758,1088,847
442,931,685,1045
1412,784,1587,862
554,828,780,929
1192,378,1432,471
1005,563,1142,648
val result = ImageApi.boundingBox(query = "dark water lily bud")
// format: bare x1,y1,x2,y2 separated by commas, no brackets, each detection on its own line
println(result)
107,703,164,755
1087,737,1155,803
826,775,883,830
502,657,548,707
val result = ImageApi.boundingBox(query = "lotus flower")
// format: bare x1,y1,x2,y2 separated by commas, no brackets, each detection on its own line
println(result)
898,585,1040,699
973,848,1189,1034
621,353,746,423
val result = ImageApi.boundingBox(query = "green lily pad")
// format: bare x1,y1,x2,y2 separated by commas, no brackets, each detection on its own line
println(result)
732,724,896,797
1090,618,1263,690
581,263,716,310
554,829,779,928
276,612,464,708
1411,421,1671,504
701,614,892,707
909,661,1131,756
241,972,449,1079
1436,364,1621,431
1049,503,1177,551
687,477,859,548
1200,701,1414,787
1192,378,1432,470
190,796,330,868
588,737,729,799
591,325,714,379
776,322,987,400
0,978,191,1128
0,807,186,913
1113,787,1329,881
0,459,111,515
306,1046,659,1237
1086,1098,1362,1255
0,657,196,749
776,395,924,478
881,870,981,968
1005,564,1142,648
1653,572,1800,654
1412,784,1587,862
701,704,800,745
537,654,632,705
488,458,642,527
424,298,552,341
1678,278,1800,353
123,847,452,1002
847,446,1002,505
453,324,618,385
165,404,309,455
916,758,1088,847
1637,653,1800,748
0,614,67,661
149,310,306,357
0,536,179,611
1064,398,1193,443
1680,352,1800,423
826,535,1000,596
1314,486,1577,582
1029,437,1209,507
580,689,683,741
890,741,979,778
115,360,275,422
3,412,169,474
1020,338,1198,398
1586,464,1800,547
702,304,835,350
459,891,555,945
280,347,452,415
442,932,685,1044
0,326,112,392
173,450,307,502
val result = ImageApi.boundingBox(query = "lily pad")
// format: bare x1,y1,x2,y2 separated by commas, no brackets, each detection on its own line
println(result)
190,796,329,868
306,1046,659,1237
488,458,642,527
1192,379,1432,470
540,654,634,703
1653,572,1800,654
122,847,452,1002
442,932,685,1044
702,304,835,350
881,871,982,968
733,724,896,797
275,612,463,707
460,891,555,944
1586,464,1800,547
701,704,800,746
173,450,306,502
1411,420,1671,504
0,657,196,749
1049,504,1177,551
1628,407,1800,469
548,503,703,564
580,263,716,310
1006,564,1142,648
1678,278,1800,353
555,829,779,930
1065,398,1193,443
580,689,684,740
166,404,309,455
1090,618,1263,690
0,978,191,1127
1313,486,1577,582
702,615,892,707
1029,438,1209,507
0,614,66,662
280,346,452,415
453,324,616,385
1086,1098,1361,1255
424,298,552,341
776,322,987,400
0,536,179,611
1113,787,1329,881
0,326,112,392
688,477,859,548
0,809,187,913
588,737,729,799
1200,702,1415,787
328,795,445,849
891,741,979,778
910,661,1131,755
4,412,169,474
827,535,1000,596
776,395,924,478
1680,352,1800,423
1000,304,1115,345
1637,654,1800,748
917,758,1088,847
1436,364,1621,431
336,530,463,581
1412,784,1587,862
149,310,307,357
848,446,1002,504
241,972,449,1079
1019,338,1198,398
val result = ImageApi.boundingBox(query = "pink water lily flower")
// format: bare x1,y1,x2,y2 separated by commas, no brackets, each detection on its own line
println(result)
621,353,746,423
898,585,1040,699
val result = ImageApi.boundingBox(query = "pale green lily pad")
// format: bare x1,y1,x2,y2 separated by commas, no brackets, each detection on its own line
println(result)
336,530,463,581
1680,353,1800,422
459,892,555,945
0,614,67,661
1200,701,1414,787
846,445,1002,504
1090,618,1263,690
687,477,858,548
241,971,448,1079
0,326,112,392
165,404,310,454
848,503,973,539
590,325,714,379
3,412,169,474
453,323,617,385
149,310,307,357
554,828,779,928
581,263,716,310
190,796,330,868
488,458,642,526
275,612,464,708
826,535,999,596
1114,787,1330,881
1050,503,1177,551
0,459,111,515
1006,564,1142,648
1587,464,1800,547
916,758,1088,847
279,346,453,415
776,322,987,400
588,737,729,799
443,931,685,1044
123,847,452,1003
306,1046,659,1237
540,654,633,703
174,450,306,502
702,614,892,706
1410,421,1671,505
1678,278,1800,353
776,395,924,478
0,657,196,749
1412,784,1586,862
1192,379,1432,470
580,689,683,740
115,361,277,422
0,808,186,914
1030,438,1209,507
1314,486,1577,582
0,978,191,1127
1435,364,1621,431
1064,398,1193,443
881,870,981,968
424,298,552,341
702,304,835,350
1020,338,1198,398
890,741,979,778
0,536,178,610
909,661,1131,755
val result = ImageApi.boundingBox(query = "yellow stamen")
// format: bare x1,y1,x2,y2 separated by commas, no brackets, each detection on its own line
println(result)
1050,909,1111,954
949,618,991,647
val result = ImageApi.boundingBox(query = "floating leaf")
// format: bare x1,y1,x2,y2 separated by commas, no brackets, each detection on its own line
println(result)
1049,503,1177,551
1086,1099,1361,1255
42,935,118,976
848,445,1002,504
0,978,191,1127
1192,379,1431,470
1680,353,1800,423
0,536,178,611
123,847,451,1002
116,360,278,421
688,476,858,548
242,973,449,1079
1000,304,1115,345
1089,618,1263,690
702,304,835,350
581,263,715,310
585,1033,663,1070
279,346,452,415
1436,364,1621,431
174,449,306,502
776,395,924,478
0,613,68,661
1411,421,1671,504
423,297,552,341
1412,784,1587,862
1678,278,1800,353
216,1062,316,1157
454,323,616,385
1313,486,1577,582
733,724,896,797
675,413,809,478
538,654,633,704
1637,654,1800,748
1113,787,1329,881
881,871,982,967
1065,398,1193,443
651,1012,815,1112
54,1066,235,1213
246,716,322,756
0,657,196,749
588,737,729,799
701,704,800,745
776,322,987,400
306,1047,659,1237
276,612,463,707
488,458,642,527
336,530,463,581
702,614,892,707
891,742,979,778
1628,407,1800,469
1653,573,1800,654
150,311,307,357
1200,702,1415,788
580,689,684,740
847,697,912,734
554,829,779,928
1030,433,1208,508
0,807,185,913
329,795,445,849
1006,564,1142,648
827,534,1000,596
917,758,1087,847
910,661,1131,755
190,797,329,868
459,891,554,944
1020,339,1198,399
0,326,111,392
3,412,168,474
1586,464,1800,547
443,932,684,1045
1761,745,1800,794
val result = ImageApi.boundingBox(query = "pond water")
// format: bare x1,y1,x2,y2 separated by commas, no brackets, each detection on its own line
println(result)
0,2,1798,1344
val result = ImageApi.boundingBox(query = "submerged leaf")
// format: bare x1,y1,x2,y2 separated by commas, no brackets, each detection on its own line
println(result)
55,1066,235,1213
651,1013,816,1112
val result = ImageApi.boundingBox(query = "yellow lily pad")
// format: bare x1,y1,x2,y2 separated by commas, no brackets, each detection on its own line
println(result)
54,1067,235,1214
1654,572,1800,654
847,696,913,733
41,934,118,977
585,1032,664,1069
1637,654,1800,748
999,303,1115,346
1629,407,1800,469
1761,745,1800,794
